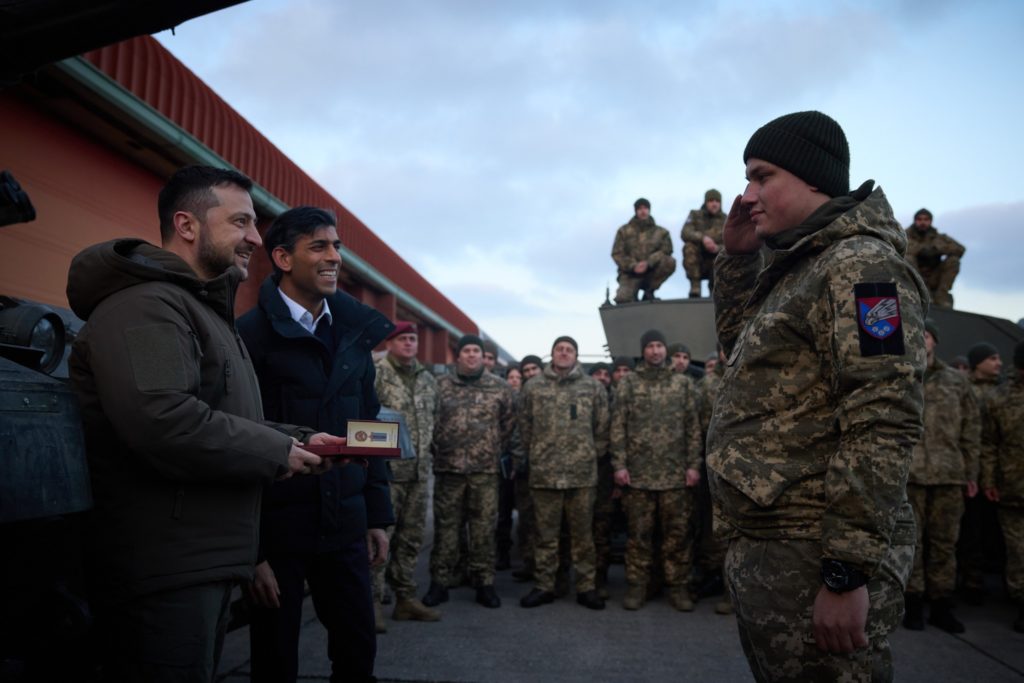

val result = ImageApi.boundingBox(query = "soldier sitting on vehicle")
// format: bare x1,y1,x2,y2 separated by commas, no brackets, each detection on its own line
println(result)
611,198,676,303
905,208,964,309
681,189,726,298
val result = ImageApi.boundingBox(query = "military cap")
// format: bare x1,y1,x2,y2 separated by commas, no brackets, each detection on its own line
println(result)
386,320,417,341
744,110,850,198
967,342,999,370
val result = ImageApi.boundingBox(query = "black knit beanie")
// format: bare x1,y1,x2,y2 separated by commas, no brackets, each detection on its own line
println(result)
1015,341,1024,370
914,208,933,220
667,342,691,356
634,197,651,211
457,334,484,354
924,319,940,344
612,356,635,370
552,335,579,353
743,111,850,198
967,342,999,370
704,189,722,203
481,339,498,356
640,329,667,353
588,362,611,376
520,354,544,370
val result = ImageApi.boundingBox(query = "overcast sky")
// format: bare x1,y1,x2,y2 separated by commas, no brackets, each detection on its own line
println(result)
155,0,1024,360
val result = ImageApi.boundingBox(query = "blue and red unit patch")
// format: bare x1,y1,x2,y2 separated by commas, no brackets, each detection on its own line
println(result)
854,282,905,356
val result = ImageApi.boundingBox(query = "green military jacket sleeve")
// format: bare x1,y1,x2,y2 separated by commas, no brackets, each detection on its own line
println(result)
980,376,1024,505
374,356,439,482
908,359,980,485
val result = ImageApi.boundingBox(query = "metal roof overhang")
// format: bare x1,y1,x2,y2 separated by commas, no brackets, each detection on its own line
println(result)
51,55,468,340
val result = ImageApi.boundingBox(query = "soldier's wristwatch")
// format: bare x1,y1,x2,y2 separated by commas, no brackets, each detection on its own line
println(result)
820,559,869,594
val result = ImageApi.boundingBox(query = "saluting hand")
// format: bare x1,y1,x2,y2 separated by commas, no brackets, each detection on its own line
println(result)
723,195,762,255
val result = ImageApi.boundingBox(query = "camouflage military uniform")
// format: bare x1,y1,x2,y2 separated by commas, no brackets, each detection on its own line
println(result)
372,355,439,602
520,363,610,593
905,225,964,308
959,374,1002,595
906,358,980,599
610,364,702,591
708,184,927,681
681,206,726,294
611,216,676,303
593,385,616,588
430,370,514,588
695,363,727,577
980,375,1024,602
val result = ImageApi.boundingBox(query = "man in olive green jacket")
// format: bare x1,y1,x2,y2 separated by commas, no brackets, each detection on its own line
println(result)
611,198,676,303
518,336,610,610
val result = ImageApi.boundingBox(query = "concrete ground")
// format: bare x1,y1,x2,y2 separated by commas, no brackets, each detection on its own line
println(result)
218,542,1024,682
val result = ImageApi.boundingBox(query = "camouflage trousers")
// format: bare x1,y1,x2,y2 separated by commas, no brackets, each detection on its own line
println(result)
532,487,597,593
430,472,498,587
372,479,428,601
918,257,960,308
514,474,536,573
622,487,694,588
999,505,1024,601
682,243,715,290
725,531,913,683
695,459,727,574
593,458,615,575
614,256,676,303
907,484,963,598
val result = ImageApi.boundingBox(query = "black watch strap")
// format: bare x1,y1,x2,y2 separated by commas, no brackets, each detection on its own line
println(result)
821,559,869,594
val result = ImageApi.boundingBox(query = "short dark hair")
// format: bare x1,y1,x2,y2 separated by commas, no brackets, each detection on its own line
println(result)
158,165,253,243
263,206,338,277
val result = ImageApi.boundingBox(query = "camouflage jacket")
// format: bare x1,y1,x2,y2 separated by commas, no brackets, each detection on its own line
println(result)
519,363,610,489
374,355,439,482
905,226,965,273
698,362,724,438
708,184,928,576
908,358,980,485
980,374,1024,506
681,207,726,252
610,364,703,490
970,375,1000,405
433,369,515,475
611,216,674,274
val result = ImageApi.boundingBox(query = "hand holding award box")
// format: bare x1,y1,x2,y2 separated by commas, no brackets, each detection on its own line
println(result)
303,419,402,458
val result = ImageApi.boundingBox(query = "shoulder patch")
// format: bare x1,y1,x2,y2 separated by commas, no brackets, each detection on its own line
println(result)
854,282,905,356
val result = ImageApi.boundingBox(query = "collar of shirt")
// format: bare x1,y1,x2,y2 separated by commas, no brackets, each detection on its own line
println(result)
277,286,331,334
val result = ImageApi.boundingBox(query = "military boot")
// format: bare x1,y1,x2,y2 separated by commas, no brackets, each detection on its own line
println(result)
374,600,387,634
928,597,965,634
623,584,646,611
393,597,441,622
668,586,695,612
688,280,702,298
1014,602,1024,633
421,581,449,607
903,593,925,630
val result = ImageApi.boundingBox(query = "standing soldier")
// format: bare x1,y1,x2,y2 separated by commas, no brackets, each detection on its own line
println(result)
708,111,926,681
611,198,676,303
695,344,731,615
518,336,610,609
373,321,442,625
959,341,1004,604
903,320,980,633
511,353,545,582
905,208,965,309
423,335,515,609
611,329,703,611
589,362,617,597
681,189,726,297
980,340,1024,633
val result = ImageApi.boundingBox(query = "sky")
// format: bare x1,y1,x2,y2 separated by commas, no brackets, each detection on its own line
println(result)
155,0,1024,360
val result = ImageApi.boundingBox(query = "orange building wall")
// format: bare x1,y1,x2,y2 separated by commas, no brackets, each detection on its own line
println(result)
0,93,163,308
